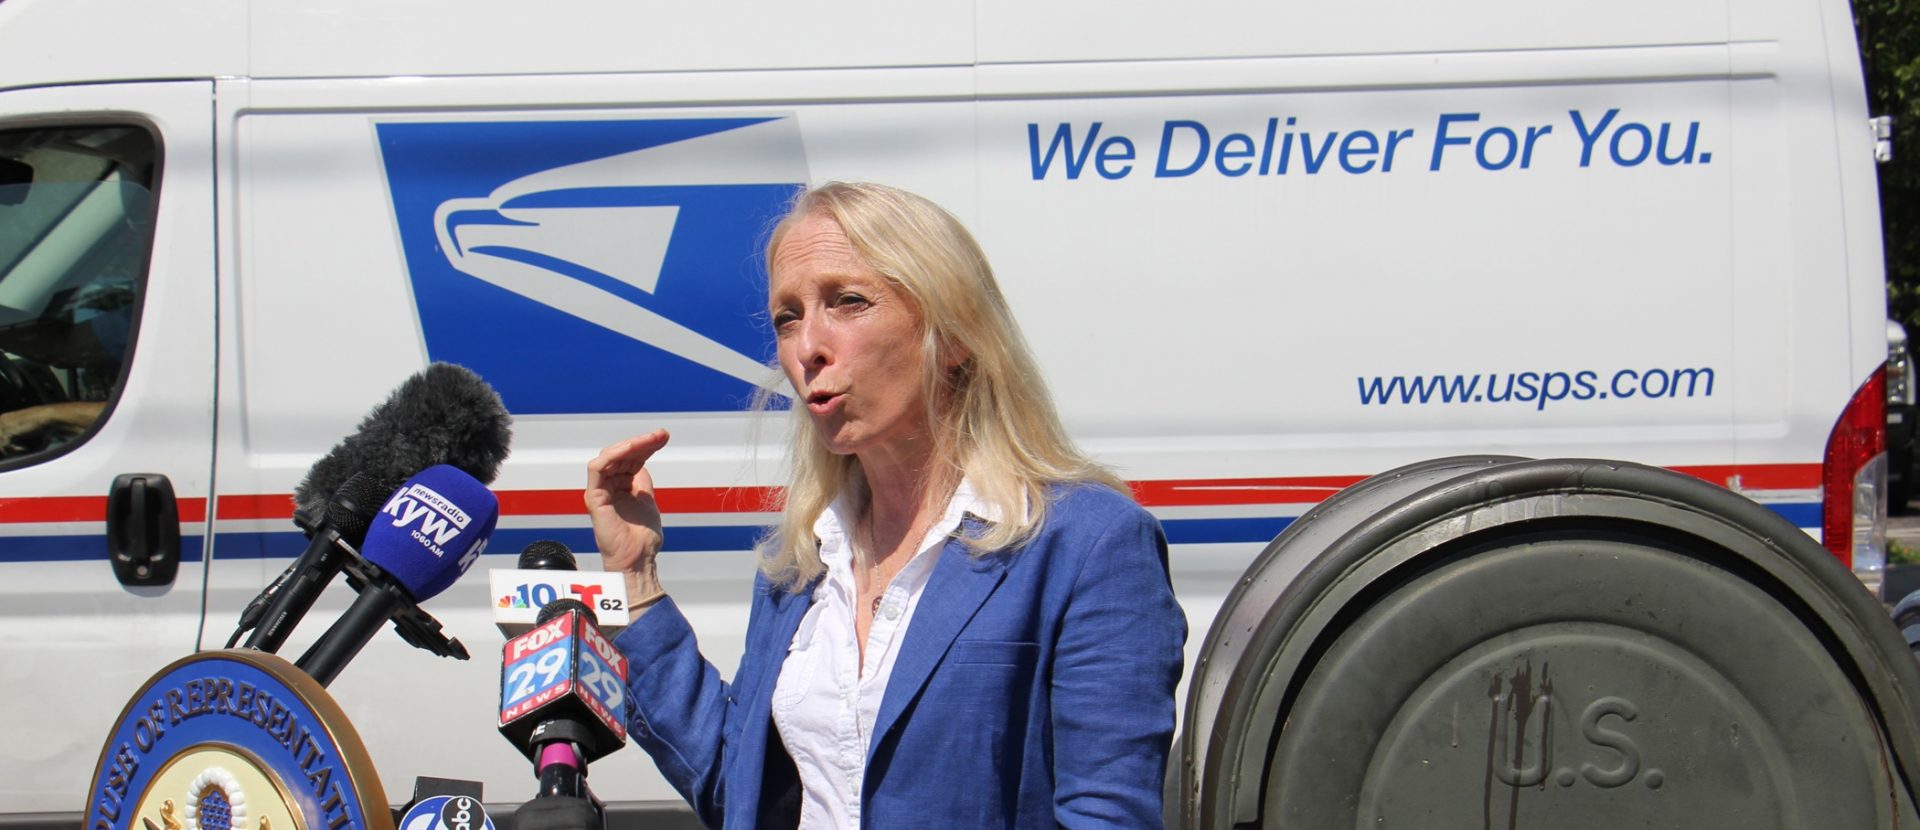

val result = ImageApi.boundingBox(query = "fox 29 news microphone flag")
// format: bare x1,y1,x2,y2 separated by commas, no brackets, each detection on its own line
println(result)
86,650,392,830
498,602,629,765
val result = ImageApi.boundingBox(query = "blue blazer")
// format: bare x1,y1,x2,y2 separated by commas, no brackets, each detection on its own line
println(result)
613,483,1187,828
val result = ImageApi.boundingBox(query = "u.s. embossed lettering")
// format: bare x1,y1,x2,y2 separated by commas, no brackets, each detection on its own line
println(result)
1485,669,1659,796
1579,696,1647,788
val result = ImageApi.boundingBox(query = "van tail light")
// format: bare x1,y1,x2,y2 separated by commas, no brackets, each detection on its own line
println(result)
1823,363,1887,593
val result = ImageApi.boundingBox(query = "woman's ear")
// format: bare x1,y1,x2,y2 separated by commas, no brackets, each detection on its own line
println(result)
942,352,973,393
942,339,971,371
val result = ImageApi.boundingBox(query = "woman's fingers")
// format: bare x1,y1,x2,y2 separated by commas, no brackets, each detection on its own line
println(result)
585,429,671,572
586,429,670,502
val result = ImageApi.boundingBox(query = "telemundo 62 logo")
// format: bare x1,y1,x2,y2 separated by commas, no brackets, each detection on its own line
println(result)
399,795,495,830
496,580,617,612
376,116,807,415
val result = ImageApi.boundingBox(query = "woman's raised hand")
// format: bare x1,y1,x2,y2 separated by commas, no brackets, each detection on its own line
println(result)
585,430,670,608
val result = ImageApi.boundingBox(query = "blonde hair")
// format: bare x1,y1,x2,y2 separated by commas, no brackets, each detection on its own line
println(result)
755,182,1125,589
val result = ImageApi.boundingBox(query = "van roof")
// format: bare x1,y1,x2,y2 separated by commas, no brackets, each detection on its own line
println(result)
0,0,1804,91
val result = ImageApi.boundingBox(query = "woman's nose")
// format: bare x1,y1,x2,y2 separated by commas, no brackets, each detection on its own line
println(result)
794,315,831,367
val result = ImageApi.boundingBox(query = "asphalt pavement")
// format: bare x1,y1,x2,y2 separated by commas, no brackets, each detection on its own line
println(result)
1892,502,1920,547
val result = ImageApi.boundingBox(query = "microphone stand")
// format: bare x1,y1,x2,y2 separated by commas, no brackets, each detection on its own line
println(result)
516,719,606,830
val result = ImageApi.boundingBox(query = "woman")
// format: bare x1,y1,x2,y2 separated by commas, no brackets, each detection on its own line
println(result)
587,182,1186,828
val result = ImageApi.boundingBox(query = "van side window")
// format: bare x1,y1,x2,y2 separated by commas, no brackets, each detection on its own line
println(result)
0,125,154,463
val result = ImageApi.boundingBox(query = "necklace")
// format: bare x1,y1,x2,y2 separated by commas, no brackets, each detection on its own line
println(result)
857,506,925,618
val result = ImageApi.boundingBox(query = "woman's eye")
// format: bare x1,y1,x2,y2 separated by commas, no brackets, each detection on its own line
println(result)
835,293,868,308
772,311,798,330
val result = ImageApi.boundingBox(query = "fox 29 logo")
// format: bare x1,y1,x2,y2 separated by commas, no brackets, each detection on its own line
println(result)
399,795,495,830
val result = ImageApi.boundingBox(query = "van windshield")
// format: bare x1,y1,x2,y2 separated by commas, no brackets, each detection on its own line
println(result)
0,125,154,460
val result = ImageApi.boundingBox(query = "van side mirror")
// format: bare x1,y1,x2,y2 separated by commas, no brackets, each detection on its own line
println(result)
0,157,32,206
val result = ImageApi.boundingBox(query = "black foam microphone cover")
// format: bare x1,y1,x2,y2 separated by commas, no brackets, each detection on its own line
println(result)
293,362,512,523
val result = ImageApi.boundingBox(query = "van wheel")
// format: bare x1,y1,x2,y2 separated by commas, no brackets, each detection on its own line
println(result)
1180,458,1920,829
1266,524,1901,828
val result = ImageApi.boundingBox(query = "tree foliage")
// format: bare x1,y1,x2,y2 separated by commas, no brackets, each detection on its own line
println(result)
1857,0,1920,330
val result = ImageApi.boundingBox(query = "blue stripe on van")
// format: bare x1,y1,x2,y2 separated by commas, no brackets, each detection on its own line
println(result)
1768,502,1821,528
0,536,207,563
1160,516,1297,545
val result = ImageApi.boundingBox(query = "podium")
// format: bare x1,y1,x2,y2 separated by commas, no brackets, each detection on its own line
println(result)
85,649,392,830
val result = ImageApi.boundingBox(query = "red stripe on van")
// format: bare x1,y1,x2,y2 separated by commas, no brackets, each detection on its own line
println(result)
0,496,207,523
216,494,297,520
1128,477,1368,506
0,496,104,522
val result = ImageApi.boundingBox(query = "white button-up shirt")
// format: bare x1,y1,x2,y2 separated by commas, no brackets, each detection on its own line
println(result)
770,479,992,830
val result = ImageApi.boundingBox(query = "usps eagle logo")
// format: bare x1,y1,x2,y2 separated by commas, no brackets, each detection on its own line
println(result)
377,117,807,414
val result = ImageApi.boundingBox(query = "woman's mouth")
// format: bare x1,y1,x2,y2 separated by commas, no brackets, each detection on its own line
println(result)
806,390,845,415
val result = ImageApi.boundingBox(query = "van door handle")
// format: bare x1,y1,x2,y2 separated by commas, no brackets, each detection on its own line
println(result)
108,472,180,587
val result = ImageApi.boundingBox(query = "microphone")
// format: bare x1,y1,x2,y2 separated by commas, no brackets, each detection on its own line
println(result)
240,472,392,651
519,539,577,571
524,601,601,800
238,362,511,651
397,793,497,830
498,540,627,822
295,464,499,686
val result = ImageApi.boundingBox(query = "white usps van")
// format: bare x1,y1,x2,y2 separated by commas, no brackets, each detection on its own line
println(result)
0,0,1894,821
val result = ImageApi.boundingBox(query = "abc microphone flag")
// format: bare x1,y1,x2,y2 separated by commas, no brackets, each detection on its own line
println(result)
398,794,495,830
